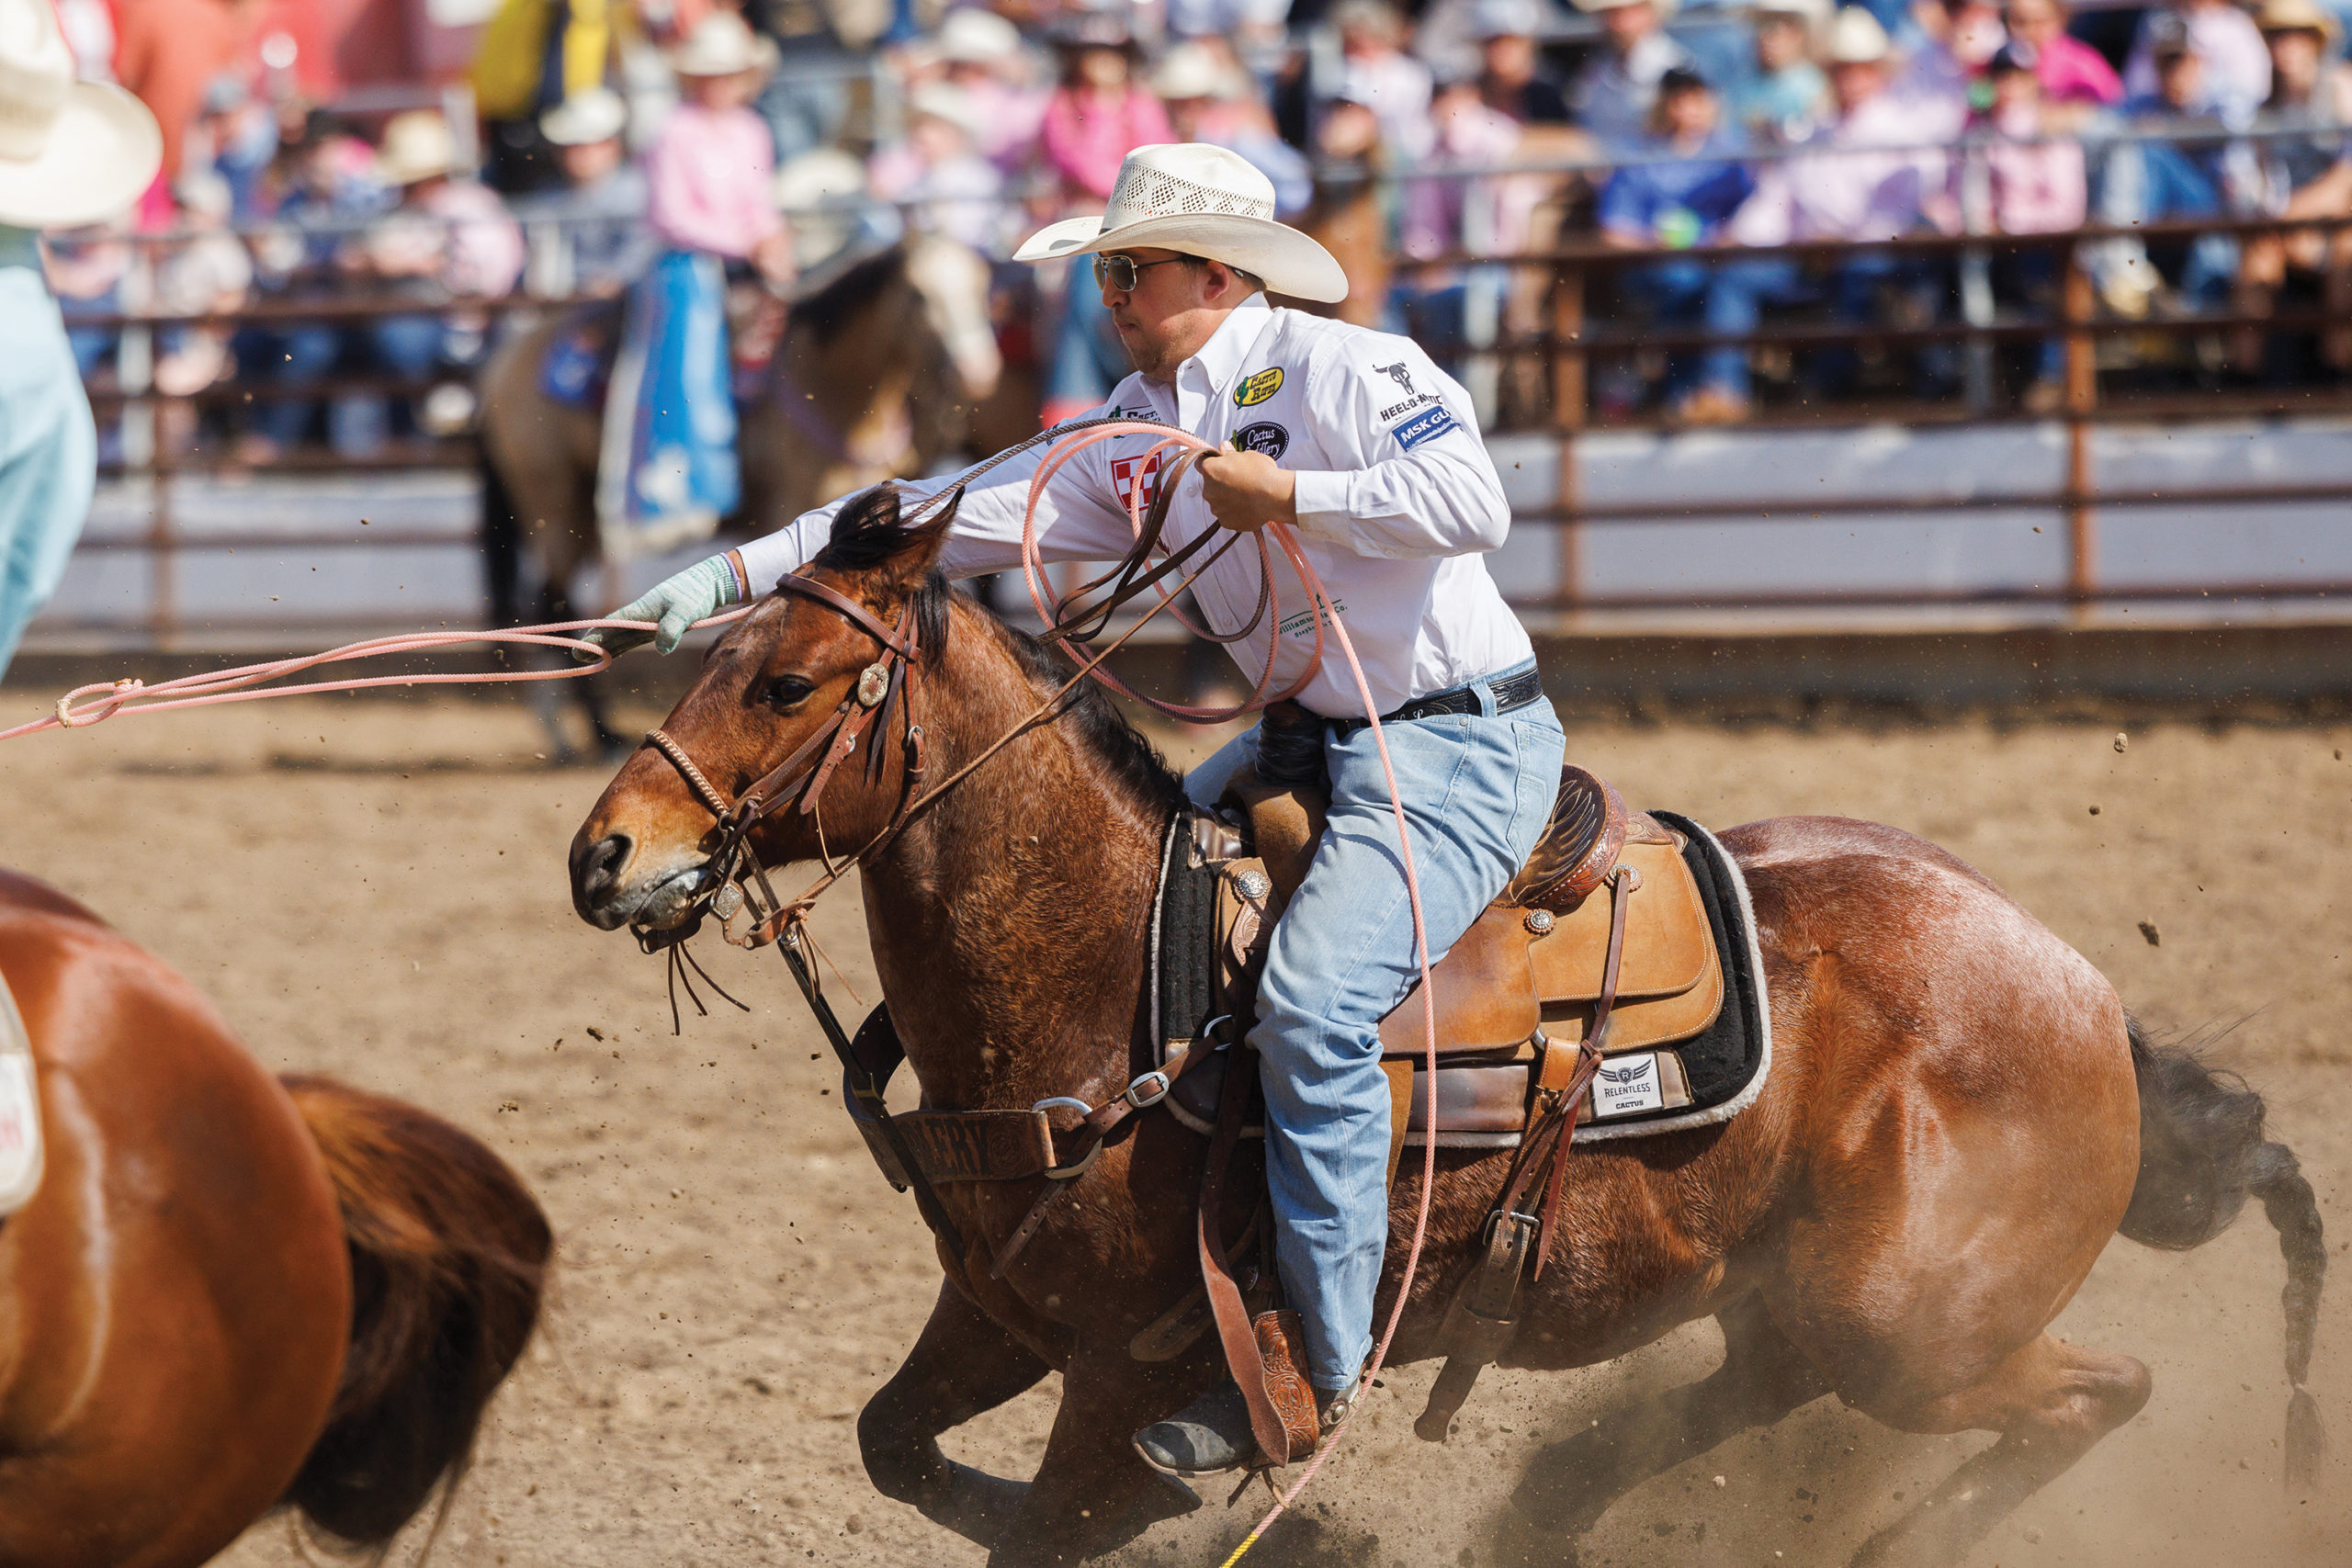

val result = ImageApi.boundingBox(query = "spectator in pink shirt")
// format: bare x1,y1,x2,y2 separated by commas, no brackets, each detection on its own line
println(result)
606,12,796,544
646,21,791,276
1038,6,1176,202
1968,47,2087,407
937,7,1050,173
2004,0,2123,128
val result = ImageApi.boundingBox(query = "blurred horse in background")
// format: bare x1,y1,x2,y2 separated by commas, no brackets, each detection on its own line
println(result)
0,869,550,1567
478,237,1001,760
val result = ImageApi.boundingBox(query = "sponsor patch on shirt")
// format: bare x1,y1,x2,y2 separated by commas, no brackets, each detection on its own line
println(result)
1233,367,1284,407
1391,404,1462,450
1231,421,1289,459
1111,448,1164,513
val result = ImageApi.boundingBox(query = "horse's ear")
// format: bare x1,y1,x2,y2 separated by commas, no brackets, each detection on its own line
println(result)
815,481,956,588
876,483,958,589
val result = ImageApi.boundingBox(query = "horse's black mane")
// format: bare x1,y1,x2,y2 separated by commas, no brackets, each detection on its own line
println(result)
995,619,1186,817
786,247,906,346
805,483,1183,817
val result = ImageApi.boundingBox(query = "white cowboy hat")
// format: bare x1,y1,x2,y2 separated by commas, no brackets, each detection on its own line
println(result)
1149,41,1238,102
1748,0,1829,20
541,85,628,146
670,12,779,79
907,83,986,142
375,110,458,186
0,0,162,229
1823,6,1893,63
1470,0,1547,40
1012,143,1347,301
938,6,1023,64
1570,0,1679,17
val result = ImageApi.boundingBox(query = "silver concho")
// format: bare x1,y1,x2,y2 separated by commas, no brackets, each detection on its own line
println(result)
1523,908,1556,935
1231,868,1272,902
855,663,890,707
711,881,745,920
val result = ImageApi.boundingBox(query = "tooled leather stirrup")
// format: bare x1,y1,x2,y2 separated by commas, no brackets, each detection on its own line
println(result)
1198,1034,1321,1467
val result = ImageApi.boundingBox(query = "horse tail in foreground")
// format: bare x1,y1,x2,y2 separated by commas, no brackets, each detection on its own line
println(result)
275,1075,554,1547
2118,1018,2327,1487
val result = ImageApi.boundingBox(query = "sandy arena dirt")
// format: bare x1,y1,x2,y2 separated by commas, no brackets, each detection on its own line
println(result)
0,684,2345,1568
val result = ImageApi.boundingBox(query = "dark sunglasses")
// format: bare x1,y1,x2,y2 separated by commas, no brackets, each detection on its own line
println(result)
1092,253,1192,292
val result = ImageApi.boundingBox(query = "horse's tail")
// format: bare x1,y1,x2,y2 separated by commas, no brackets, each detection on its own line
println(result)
2117,1017,2325,1488
276,1075,553,1549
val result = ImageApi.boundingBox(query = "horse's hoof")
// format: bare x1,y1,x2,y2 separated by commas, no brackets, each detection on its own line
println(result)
916,1461,1029,1551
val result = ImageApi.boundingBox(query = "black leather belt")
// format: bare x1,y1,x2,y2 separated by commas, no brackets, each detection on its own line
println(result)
1326,667,1544,734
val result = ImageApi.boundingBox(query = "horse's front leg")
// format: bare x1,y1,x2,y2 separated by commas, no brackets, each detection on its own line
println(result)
859,1279,1053,1551
989,1341,1208,1566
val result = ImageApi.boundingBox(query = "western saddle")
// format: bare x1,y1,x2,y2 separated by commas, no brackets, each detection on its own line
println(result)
1114,704,1728,1465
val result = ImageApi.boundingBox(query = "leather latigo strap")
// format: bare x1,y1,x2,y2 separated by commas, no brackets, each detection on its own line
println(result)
1199,1034,1303,1469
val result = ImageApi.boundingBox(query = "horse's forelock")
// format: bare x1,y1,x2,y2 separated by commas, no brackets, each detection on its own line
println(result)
801,483,956,664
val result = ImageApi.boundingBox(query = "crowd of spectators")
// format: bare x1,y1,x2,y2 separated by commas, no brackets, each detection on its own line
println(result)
40,0,2352,448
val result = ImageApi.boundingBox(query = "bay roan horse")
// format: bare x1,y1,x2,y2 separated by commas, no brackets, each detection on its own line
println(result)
566,490,2325,1566
0,869,550,1568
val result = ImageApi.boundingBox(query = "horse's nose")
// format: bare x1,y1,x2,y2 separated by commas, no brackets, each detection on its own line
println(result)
571,832,635,927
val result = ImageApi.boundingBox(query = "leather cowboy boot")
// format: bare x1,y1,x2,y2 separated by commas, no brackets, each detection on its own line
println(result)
1132,1380,1355,1478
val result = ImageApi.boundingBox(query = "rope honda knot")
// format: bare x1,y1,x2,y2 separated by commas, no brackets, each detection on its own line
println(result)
57,679,144,728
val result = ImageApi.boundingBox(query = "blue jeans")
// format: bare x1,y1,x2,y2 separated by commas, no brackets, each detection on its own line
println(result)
1622,258,1719,402
1184,660,1567,1389
1703,254,1953,398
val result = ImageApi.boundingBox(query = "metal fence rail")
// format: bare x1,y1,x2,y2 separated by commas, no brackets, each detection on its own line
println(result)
39,207,2352,649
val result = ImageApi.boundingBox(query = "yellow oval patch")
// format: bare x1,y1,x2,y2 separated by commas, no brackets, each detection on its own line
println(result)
1233,367,1284,407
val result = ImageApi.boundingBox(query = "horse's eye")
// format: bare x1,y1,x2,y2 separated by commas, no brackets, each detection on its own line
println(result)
764,674,816,709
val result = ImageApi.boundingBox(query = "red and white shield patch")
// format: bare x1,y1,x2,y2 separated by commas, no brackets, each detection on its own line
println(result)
1110,449,1164,515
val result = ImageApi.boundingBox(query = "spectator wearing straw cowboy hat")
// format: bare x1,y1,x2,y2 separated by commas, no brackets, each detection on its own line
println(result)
588,143,1566,1473
0,0,162,678
514,86,655,299
2233,0,2352,371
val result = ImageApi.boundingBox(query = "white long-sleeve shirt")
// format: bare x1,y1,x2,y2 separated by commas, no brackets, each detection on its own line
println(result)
734,294,1532,717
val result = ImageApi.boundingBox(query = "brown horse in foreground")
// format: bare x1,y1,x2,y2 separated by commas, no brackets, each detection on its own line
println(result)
566,491,2325,1566
0,870,550,1567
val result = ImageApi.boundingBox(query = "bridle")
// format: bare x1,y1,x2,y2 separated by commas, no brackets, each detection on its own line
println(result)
632,422,1261,966
639,567,933,958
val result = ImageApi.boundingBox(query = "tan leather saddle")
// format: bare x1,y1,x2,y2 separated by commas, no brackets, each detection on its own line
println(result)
1169,760,1726,1164
1157,751,1729,1457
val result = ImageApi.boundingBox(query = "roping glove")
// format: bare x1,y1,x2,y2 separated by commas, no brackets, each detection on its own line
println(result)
578,554,741,659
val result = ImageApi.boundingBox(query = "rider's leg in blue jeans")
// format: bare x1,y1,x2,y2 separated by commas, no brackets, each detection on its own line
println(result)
1182,660,1566,1391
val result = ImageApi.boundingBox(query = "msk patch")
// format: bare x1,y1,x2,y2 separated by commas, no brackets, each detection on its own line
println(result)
1232,422,1289,459
1233,367,1284,407
1392,404,1461,450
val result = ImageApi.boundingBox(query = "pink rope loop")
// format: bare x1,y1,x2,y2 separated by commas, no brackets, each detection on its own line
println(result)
0,608,757,744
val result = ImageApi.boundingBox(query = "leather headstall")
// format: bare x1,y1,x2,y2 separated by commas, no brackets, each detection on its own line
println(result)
640,570,931,954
